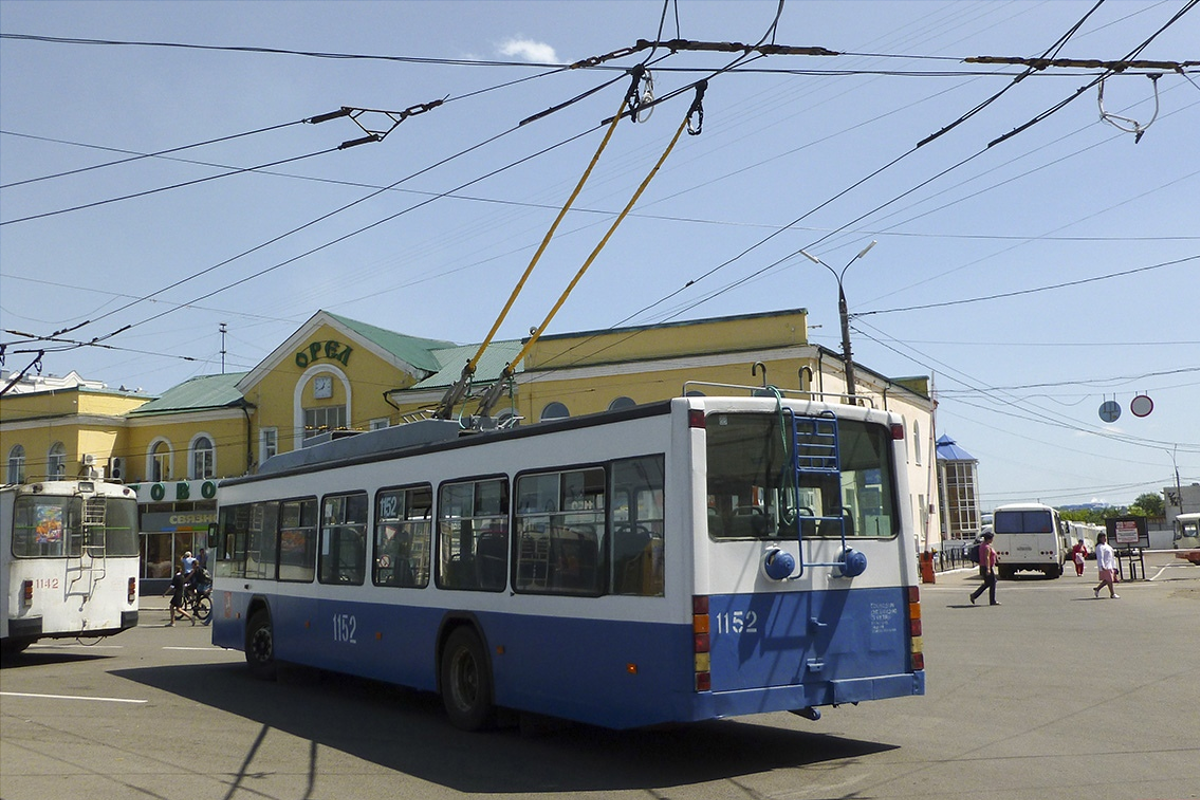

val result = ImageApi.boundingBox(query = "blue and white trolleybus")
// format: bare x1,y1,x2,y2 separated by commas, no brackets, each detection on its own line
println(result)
211,392,925,729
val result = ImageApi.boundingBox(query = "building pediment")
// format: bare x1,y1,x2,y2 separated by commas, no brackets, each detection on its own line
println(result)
236,310,456,395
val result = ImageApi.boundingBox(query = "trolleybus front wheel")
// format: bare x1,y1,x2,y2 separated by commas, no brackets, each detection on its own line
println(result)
441,626,495,731
246,610,277,681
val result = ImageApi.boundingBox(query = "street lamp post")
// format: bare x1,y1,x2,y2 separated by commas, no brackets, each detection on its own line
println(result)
800,241,876,399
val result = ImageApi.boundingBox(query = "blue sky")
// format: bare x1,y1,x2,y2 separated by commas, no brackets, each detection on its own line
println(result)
2,1,1197,509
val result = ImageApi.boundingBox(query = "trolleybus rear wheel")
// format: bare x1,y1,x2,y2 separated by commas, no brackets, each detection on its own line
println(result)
441,627,494,731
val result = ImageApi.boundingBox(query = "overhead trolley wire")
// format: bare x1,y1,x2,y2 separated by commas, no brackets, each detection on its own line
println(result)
0,145,340,226
0,119,306,189
519,2,1198,382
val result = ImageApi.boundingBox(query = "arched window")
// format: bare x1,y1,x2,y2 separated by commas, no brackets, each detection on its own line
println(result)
540,402,570,421
190,435,215,479
7,444,26,484
913,421,922,466
48,442,67,478
150,440,171,482
608,396,636,411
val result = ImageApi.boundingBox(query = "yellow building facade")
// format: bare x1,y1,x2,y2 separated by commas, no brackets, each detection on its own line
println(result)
2,307,939,589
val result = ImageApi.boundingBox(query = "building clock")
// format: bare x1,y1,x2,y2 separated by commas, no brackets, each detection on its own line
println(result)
313,375,333,399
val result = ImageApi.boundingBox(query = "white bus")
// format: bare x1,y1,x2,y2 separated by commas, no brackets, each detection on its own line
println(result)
2,480,140,654
992,502,1066,579
1064,520,1102,558
212,394,925,730
1174,512,1200,564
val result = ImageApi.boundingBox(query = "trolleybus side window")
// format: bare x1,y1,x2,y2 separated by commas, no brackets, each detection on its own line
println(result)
437,478,509,592
248,502,279,579
514,467,605,596
610,456,665,597
216,504,249,577
705,413,898,540
319,492,368,585
374,484,432,588
279,498,318,582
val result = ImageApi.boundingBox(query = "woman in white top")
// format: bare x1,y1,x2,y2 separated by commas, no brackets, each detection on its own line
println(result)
1093,532,1119,599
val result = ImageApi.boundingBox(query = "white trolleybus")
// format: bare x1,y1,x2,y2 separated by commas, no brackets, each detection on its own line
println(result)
991,502,1067,579
211,392,925,730
2,479,140,655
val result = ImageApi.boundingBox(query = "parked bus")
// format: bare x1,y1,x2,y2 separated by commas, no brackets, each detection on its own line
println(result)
2,479,140,654
991,502,1066,578
1174,512,1200,565
212,393,925,730
1064,520,1102,558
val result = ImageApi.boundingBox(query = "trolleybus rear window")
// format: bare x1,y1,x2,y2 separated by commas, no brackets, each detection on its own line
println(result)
11,495,139,558
705,412,898,541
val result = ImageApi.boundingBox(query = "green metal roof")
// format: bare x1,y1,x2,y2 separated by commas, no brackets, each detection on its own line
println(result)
127,372,249,415
325,312,455,374
410,340,524,390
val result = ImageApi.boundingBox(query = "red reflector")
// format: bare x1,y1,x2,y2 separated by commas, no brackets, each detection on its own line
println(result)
912,652,925,670
910,619,922,637
695,672,711,692
694,633,710,653
692,595,709,614
907,586,920,603
891,423,904,440
688,409,706,429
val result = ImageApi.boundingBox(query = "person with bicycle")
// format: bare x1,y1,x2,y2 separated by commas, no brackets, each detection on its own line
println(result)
164,565,195,626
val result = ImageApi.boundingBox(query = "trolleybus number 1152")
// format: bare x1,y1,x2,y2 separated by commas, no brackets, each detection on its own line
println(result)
333,613,357,644
713,610,759,634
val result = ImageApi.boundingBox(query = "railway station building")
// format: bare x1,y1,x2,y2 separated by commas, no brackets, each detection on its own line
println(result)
2,307,939,590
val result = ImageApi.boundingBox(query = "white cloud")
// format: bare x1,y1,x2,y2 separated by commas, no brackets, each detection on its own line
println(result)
498,37,558,63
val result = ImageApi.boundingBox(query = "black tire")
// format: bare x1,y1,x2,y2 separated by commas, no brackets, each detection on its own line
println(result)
245,610,277,681
440,626,494,731
194,595,212,622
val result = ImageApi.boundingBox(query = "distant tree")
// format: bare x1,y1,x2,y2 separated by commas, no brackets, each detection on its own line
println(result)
1060,508,1105,524
1130,492,1165,518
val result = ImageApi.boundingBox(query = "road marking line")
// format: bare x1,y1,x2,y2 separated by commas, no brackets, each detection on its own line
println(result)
162,646,221,651
29,643,124,650
0,691,146,704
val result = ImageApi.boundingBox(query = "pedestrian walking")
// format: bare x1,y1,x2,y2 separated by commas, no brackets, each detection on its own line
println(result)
1071,538,1089,576
969,531,1000,606
163,566,195,626
1093,532,1120,599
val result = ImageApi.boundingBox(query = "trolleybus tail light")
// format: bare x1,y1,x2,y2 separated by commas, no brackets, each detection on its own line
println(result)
891,423,905,440
688,409,706,429
22,579,34,606
693,595,712,691
907,586,925,670
128,577,137,603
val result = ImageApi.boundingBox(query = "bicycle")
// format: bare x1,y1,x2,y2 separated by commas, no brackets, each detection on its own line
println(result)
182,574,212,622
